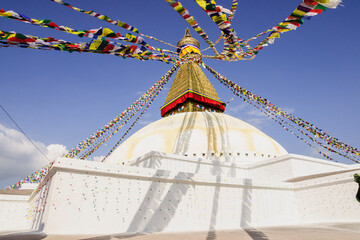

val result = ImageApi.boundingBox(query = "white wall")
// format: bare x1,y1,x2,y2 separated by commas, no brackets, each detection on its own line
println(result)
248,154,346,182
6,154,357,235
129,152,347,183
130,151,248,178
291,156,347,177
0,194,32,231
31,158,299,234
294,168,360,223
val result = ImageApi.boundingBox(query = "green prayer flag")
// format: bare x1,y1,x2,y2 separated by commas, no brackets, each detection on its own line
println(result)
315,4,328,11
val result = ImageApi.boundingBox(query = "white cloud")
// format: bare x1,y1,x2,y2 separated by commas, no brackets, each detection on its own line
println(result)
0,124,67,187
247,108,265,117
91,155,105,162
46,144,68,161
244,109,268,129
227,102,296,130
282,107,295,114
138,120,152,126
138,112,155,126
225,103,247,114
225,103,267,129
247,117,266,129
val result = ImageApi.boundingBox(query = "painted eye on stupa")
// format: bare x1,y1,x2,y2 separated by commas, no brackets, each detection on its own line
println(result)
209,109,215,112
196,104,204,109
178,106,185,111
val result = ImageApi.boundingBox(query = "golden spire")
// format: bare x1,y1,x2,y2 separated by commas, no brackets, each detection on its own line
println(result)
177,28,200,49
160,29,225,117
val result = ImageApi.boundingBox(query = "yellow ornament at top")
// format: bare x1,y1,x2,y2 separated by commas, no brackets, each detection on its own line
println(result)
177,28,201,59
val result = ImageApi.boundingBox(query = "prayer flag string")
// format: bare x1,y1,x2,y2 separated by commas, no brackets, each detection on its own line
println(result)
164,0,220,57
228,0,239,23
222,84,356,162
198,0,340,60
0,9,178,57
201,33,222,52
6,162,54,190
65,63,180,159
244,0,341,56
50,0,177,50
202,62,359,163
3,0,348,191
101,88,165,162
1,0,342,62
100,104,152,162
0,30,175,63
194,0,245,60
6,63,180,189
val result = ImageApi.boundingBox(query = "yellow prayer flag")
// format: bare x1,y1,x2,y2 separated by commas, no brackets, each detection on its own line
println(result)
195,0,216,10
0,12,12,17
174,4,184,12
269,32,280,38
293,9,307,17
102,28,114,36
277,29,291,33
315,0,330,3
213,15,227,23
278,22,289,27
186,18,195,24
195,0,207,9
89,40,102,50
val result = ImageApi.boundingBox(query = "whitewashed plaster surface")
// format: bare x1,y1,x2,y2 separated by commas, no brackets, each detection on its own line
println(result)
0,194,31,232
105,112,288,164
129,152,348,182
10,157,358,235
294,168,360,223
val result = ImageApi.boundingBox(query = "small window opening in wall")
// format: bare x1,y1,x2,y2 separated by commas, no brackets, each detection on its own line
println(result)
185,154,188,157
274,156,277,158
202,153,206,157
268,155,271,158
193,153,196,157
229,153,232,156
211,152,215,156
237,153,240,156
245,153,248,157
254,153,256,157
122,162,125,165
220,152,223,156
262,154,264,157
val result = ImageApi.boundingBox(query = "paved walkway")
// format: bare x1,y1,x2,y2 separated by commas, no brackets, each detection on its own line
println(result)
1,223,360,240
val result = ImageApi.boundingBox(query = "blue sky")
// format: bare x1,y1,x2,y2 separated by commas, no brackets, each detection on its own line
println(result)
0,0,359,188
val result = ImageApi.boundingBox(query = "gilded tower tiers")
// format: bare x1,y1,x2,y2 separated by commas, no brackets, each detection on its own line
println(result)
161,29,226,117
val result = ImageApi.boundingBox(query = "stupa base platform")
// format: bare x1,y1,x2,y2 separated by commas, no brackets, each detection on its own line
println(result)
1,222,360,240
1,155,359,235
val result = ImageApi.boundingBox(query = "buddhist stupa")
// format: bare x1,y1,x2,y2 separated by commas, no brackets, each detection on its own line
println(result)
0,30,359,236
106,29,287,165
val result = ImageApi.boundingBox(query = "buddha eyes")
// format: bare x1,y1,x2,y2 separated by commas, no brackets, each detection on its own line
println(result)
196,104,204,109
196,104,214,112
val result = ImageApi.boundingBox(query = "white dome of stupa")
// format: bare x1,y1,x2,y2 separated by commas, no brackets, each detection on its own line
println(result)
105,30,288,165
105,111,287,164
